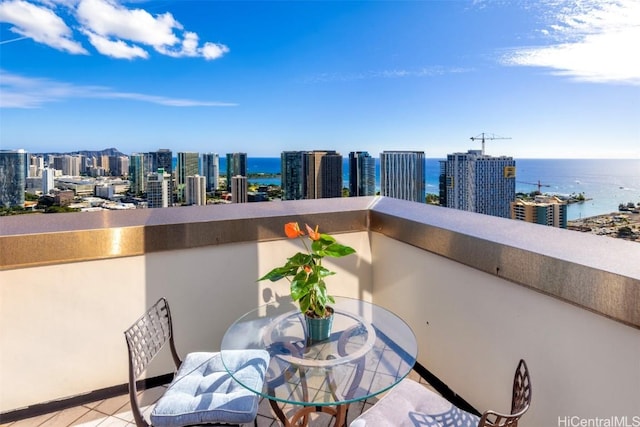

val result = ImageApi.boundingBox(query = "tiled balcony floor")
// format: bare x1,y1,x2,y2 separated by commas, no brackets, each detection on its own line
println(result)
2,371,434,427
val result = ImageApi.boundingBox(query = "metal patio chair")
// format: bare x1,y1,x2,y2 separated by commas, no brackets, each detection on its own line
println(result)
350,359,532,427
124,297,270,427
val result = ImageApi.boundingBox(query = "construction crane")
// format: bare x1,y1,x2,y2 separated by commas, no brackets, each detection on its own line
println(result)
518,180,551,194
470,132,512,155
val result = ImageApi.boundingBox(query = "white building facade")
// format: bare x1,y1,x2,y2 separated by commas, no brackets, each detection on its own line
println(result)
185,175,207,206
146,169,171,208
380,151,425,203
440,150,516,218
231,175,248,203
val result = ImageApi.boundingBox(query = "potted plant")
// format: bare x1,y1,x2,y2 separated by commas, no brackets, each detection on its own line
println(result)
258,222,356,341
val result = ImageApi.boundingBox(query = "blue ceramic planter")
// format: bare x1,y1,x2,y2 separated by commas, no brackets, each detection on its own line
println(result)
305,307,334,343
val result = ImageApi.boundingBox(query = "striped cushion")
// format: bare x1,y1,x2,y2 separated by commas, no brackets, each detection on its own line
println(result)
350,378,480,427
151,349,269,426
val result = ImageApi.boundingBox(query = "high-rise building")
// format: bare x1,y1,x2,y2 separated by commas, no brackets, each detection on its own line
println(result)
440,149,516,218
231,175,248,203
109,156,129,177
52,157,63,173
305,151,343,199
281,151,306,201
87,156,97,170
52,155,82,176
29,155,44,177
151,149,173,201
79,155,90,175
146,168,171,208
28,164,38,178
129,154,146,195
185,175,207,206
108,156,120,176
86,156,104,177
380,151,425,203
511,195,568,228
70,155,82,176
177,152,199,202
143,153,154,172
97,155,110,172
42,167,56,195
348,151,376,197
281,151,343,200
202,153,220,192
226,153,247,190
152,149,173,174
0,149,27,208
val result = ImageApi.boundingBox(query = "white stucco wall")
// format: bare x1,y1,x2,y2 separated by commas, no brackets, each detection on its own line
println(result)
371,233,640,427
0,231,371,412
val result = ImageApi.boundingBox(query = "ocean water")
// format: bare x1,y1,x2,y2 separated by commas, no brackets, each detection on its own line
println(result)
219,157,640,220
515,159,639,220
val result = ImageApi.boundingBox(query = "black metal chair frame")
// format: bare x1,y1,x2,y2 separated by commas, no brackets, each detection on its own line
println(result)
124,297,258,427
477,359,532,427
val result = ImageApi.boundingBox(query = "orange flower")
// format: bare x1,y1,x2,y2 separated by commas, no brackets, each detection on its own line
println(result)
306,224,320,241
284,222,304,239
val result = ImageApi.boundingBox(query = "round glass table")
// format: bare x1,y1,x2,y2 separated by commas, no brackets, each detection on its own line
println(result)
221,296,418,426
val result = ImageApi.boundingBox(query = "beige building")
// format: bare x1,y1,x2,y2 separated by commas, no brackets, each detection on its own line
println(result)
185,174,207,206
231,175,248,203
511,195,567,228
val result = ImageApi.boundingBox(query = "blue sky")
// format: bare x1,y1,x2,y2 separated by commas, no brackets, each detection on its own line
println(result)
1,0,638,159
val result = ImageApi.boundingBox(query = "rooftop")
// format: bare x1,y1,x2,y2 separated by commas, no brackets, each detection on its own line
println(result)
1,196,639,426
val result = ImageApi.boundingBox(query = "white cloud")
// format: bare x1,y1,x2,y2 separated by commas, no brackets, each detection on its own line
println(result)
0,70,237,108
82,28,149,59
201,42,230,61
154,29,230,60
303,67,472,83
76,0,180,48
0,0,87,54
502,0,640,85
99,91,236,107
0,0,229,60
0,70,78,107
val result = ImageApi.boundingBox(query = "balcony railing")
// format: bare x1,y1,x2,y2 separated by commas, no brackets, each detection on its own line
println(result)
1,196,638,426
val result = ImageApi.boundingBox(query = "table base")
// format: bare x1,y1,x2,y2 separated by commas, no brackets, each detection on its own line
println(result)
268,400,347,427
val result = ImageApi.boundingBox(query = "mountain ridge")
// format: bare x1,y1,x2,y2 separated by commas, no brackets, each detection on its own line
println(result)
33,148,126,157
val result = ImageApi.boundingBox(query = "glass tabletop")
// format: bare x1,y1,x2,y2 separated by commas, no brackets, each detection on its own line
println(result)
221,296,418,407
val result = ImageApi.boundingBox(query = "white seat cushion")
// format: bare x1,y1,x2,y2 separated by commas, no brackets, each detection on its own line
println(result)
350,378,480,427
151,349,269,427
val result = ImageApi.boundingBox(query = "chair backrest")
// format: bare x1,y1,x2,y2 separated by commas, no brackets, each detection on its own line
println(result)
124,297,182,427
511,359,531,415
478,359,532,427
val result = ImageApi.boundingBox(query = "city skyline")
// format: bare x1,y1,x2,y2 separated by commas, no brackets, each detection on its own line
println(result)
1,0,639,159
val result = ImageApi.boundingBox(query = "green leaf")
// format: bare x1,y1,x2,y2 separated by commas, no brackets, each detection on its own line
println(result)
288,252,313,266
290,282,305,301
258,265,296,282
316,282,328,301
299,294,311,314
317,266,335,278
319,243,356,258
313,305,324,317
290,270,312,300
318,234,336,245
